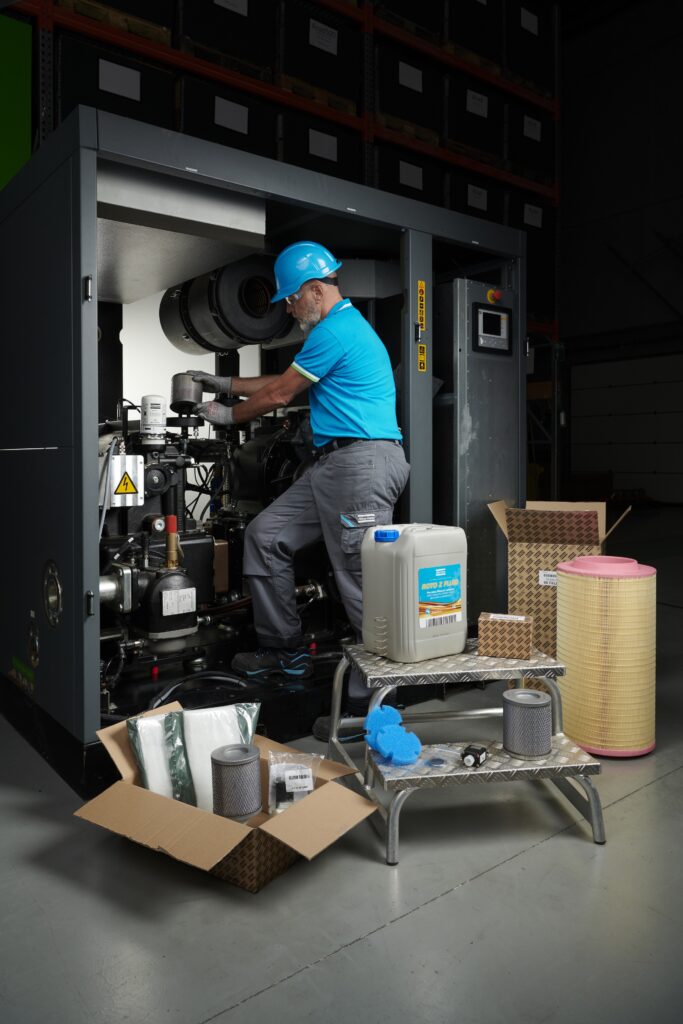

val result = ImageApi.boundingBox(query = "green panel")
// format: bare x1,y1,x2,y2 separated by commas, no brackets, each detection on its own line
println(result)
0,14,32,191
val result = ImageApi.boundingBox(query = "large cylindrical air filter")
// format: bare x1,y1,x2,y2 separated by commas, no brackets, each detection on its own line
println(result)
557,555,656,757
503,689,552,759
211,744,262,822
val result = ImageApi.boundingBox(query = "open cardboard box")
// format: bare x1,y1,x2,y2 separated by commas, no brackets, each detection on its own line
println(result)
75,704,376,893
488,500,631,655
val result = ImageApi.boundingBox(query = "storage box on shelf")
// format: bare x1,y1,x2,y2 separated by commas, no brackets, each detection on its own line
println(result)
178,76,278,158
281,110,363,183
507,98,556,184
450,167,507,224
55,0,173,45
446,70,505,165
373,0,446,44
178,0,277,83
375,39,444,136
281,0,363,114
446,0,503,69
508,190,556,321
375,142,447,206
504,0,557,95
55,31,176,129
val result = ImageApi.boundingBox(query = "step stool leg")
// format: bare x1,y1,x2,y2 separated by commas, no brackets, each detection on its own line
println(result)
386,789,414,865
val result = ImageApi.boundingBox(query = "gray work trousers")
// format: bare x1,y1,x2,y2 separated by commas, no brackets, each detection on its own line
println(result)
243,440,410,693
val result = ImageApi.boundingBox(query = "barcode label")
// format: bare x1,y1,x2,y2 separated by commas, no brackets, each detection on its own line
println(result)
538,571,557,587
420,613,462,629
285,767,314,793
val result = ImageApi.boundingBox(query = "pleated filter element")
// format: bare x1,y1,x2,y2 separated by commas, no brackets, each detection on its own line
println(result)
556,556,656,757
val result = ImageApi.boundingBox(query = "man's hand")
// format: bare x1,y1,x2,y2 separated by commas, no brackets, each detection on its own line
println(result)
186,370,232,395
194,401,234,427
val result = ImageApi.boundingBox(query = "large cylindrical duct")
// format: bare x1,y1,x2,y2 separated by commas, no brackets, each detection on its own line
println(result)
159,254,290,355
556,555,657,757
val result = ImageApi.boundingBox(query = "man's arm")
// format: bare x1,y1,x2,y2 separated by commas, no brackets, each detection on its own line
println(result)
230,375,281,398
195,367,309,426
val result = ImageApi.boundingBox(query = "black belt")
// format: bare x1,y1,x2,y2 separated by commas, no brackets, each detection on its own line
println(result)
313,437,402,459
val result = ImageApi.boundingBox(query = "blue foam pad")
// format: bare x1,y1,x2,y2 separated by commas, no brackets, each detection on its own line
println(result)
387,730,422,766
375,724,406,759
364,705,402,749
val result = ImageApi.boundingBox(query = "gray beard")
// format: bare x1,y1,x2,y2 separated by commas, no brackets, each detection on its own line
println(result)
297,315,321,335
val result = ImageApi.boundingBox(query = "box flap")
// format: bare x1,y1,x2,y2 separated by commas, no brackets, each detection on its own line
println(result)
506,507,600,546
526,501,606,540
75,780,250,869
487,500,510,539
603,504,632,542
96,702,184,781
259,781,376,860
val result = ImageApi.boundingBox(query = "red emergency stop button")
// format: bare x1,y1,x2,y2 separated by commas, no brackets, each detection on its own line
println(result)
486,288,503,304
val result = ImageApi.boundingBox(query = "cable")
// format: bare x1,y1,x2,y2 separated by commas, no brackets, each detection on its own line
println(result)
98,437,118,541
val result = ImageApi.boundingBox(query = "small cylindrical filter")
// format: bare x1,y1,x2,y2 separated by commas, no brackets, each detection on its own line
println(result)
211,744,262,822
140,394,167,445
503,689,552,759
170,373,202,414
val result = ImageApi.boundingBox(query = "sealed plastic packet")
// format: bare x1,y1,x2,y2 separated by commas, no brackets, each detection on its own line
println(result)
267,751,323,814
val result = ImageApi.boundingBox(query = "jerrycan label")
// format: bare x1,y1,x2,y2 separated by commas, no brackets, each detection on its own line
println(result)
418,564,462,628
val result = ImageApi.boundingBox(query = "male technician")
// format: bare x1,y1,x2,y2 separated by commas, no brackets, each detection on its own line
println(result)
189,241,409,710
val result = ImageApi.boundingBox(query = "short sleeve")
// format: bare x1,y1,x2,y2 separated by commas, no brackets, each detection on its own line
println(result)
291,325,343,383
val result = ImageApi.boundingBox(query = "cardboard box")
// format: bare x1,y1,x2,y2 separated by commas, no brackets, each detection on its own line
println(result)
488,501,630,655
478,612,534,660
75,704,376,893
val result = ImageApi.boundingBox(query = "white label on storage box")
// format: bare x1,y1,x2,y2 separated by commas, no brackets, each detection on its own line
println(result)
523,203,543,228
285,767,314,793
309,18,338,55
308,129,338,162
466,89,489,118
521,7,539,35
399,61,423,93
538,571,557,587
99,60,140,102
523,115,542,142
215,0,248,16
214,96,249,134
399,161,423,190
161,588,197,616
490,613,528,621
467,184,488,211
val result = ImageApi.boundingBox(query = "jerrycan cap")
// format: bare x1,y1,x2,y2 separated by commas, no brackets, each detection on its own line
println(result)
375,529,399,542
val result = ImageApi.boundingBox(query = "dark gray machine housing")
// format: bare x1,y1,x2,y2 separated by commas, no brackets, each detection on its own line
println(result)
0,107,526,749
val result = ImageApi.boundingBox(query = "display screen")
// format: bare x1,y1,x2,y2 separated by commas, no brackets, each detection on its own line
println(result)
481,311,502,336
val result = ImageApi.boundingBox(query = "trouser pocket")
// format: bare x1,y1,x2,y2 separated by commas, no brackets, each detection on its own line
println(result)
339,506,392,569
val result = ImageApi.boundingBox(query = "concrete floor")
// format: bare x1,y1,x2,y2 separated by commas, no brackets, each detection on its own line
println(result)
2,508,682,1024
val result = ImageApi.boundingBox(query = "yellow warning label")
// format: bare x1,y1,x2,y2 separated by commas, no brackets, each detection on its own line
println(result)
417,279,426,330
114,472,138,495
417,342,427,373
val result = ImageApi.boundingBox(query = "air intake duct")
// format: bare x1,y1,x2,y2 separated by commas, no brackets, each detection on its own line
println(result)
159,254,291,354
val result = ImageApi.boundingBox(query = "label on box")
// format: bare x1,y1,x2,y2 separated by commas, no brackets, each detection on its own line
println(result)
523,115,542,142
489,613,528,622
399,161,423,190
215,0,248,16
523,203,543,228
161,588,197,616
466,89,489,118
309,129,338,162
399,61,423,93
309,18,338,55
538,571,557,587
418,564,462,628
285,767,314,793
467,184,488,211
214,96,249,134
99,60,140,102
521,7,539,35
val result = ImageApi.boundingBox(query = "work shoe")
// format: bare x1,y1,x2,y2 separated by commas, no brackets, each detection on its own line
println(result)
231,646,313,681
312,697,370,743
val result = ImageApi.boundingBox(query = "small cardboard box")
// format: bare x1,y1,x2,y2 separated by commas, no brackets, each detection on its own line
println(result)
75,704,376,893
478,612,534,660
488,501,630,656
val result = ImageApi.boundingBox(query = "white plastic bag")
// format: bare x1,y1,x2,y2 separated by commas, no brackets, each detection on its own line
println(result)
127,712,195,804
184,704,260,811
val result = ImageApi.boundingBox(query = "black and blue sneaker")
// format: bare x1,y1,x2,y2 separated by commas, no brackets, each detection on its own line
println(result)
231,646,314,681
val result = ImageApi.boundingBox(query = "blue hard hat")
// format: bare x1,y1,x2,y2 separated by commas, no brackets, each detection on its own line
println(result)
271,241,342,302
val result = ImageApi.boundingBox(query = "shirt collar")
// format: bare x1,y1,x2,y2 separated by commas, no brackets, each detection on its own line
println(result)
326,298,352,318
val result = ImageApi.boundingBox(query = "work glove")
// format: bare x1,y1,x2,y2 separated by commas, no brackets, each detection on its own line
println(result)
186,370,232,395
194,401,234,427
